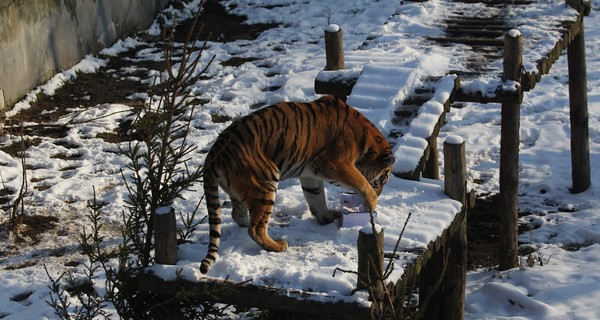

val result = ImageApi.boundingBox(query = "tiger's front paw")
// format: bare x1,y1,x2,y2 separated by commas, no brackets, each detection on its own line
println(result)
315,210,341,225
363,193,378,213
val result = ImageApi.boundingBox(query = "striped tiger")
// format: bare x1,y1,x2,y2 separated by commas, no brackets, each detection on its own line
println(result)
200,95,395,274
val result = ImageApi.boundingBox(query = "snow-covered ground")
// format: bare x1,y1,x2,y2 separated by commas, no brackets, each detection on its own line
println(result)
1,0,599,318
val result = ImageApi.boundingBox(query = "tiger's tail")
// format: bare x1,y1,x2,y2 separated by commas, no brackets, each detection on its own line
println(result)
200,169,221,274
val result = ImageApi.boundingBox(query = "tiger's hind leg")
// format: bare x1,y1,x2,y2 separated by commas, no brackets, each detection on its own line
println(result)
231,198,249,227
300,177,337,224
246,190,288,252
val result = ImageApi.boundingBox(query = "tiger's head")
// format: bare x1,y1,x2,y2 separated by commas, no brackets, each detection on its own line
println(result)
356,138,395,196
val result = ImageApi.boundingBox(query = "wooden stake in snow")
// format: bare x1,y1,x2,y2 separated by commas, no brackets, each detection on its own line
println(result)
154,206,178,265
356,223,384,298
566,0,591,193
324,24,345,71
0,88,5,118
443,136,467,320
499,30,522,271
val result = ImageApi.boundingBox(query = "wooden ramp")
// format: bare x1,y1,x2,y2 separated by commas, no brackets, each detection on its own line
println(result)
316,0,589,180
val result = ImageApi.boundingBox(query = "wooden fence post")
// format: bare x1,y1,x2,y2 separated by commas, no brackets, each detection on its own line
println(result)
154,206,178,265
444,136,466,202
499,30,522,271
0,88,5,120
357,224,384,299
324,24,345,71
443,135,467,320
566,0,591,193
423,135,440,180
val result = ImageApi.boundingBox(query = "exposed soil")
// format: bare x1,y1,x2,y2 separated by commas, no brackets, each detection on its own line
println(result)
174,0,278,43
3,0,502,272
467,194,501,269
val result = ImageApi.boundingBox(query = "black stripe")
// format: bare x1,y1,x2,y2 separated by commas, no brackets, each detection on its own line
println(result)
208,217,221,224
302,186,321,195
255,198,275,206
210,230,221,238
205,193,219,199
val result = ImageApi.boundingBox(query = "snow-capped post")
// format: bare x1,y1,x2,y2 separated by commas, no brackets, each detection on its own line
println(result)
566,0,591,193
357,223,384,299
324,24,345,71
499,29,522,271
444,135,466,204
154,206,178,265
442,135,467,320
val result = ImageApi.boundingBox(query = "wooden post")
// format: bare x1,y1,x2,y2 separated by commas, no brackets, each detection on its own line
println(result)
499,30,522,271
357,224,384,299
0,88,4,109
0,88,5,120
444,136,466,201
420,244,443,319
324,24,345,71
443,136,467,320
566,0,591,193
154,206,178,265
423,135,440,179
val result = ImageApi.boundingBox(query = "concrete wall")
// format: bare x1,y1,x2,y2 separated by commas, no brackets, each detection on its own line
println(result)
0,0,170,109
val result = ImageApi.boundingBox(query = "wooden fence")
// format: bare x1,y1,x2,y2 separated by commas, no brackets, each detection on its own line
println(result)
141,138,468,319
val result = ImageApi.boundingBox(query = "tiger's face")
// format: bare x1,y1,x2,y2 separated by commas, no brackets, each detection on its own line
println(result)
371,166,393,195
357,149,395,195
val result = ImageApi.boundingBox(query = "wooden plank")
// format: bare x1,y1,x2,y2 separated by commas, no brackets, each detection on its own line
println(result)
454,85,522,104
451,0,533,5
427,36,503,47
445,24,510,31
444,17,505,25
138,272,371,320
314,70,359,97
445,29,505,38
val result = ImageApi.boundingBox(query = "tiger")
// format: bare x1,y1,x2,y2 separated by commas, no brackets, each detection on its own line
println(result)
200,95,395,274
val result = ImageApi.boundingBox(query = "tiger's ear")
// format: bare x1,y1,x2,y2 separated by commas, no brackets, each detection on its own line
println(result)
382,154,395,166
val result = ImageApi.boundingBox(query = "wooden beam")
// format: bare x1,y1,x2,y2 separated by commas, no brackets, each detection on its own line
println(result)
454,85,522,104
314,70,358,97
138,272,371,320
427,36,503,47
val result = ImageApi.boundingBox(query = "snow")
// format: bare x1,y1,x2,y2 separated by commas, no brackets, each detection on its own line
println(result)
325,24,340,33
509,29,523,38
1,0,599,318
445,135,465,145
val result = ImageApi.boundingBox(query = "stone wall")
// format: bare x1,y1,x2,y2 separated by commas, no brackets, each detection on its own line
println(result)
0,0,170,109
